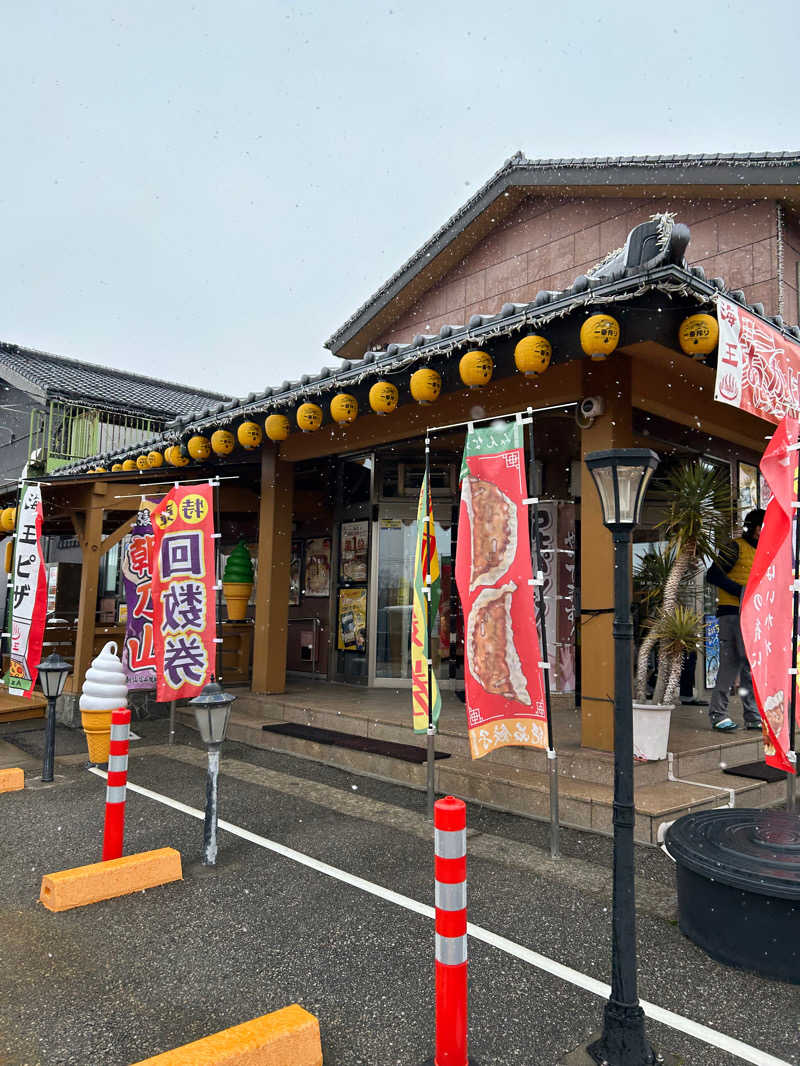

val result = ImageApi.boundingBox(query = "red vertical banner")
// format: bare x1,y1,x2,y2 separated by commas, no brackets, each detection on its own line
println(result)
455,420,547,759
741,413,799,773
150,485,217,702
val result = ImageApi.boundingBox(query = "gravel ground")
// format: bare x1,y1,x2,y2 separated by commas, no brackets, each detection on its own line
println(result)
0,718,797,1066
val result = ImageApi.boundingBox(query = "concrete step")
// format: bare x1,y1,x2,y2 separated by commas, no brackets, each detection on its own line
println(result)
177,707,785,846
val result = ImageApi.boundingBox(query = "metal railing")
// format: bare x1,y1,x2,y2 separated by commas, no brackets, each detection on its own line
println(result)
29,401,164,472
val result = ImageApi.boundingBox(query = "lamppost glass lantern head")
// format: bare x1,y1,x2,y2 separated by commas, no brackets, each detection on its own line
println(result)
37,652,71,699
585,449,659,530
189,680,235,746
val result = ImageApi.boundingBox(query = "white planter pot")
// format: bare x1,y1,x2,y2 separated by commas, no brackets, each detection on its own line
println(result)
632,702,673,761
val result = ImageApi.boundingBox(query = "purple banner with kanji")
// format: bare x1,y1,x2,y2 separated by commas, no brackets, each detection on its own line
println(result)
150,485,216,701
121,503,157,690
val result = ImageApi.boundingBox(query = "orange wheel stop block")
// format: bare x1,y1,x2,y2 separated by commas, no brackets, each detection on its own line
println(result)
129,1004,323,1065
0,768,24,792
39,847,182,912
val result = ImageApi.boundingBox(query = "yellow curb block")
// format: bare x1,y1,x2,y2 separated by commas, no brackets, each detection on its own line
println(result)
39,847,182,912
0,768,24,792
130,1004,323,1065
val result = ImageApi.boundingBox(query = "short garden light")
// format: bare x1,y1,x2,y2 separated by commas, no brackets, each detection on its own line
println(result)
37,652,70,783
189,680,235,866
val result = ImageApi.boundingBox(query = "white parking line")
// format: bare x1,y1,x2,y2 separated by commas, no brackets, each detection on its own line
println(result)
89,768,793,1066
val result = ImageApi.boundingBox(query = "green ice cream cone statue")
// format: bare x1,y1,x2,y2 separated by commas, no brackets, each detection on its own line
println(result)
222,542,254,621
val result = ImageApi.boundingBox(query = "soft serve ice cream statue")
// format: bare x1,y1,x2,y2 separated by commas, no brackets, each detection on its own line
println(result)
79,641,128,762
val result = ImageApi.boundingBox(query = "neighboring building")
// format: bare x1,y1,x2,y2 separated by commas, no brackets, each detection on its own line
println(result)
34,153,800,761
0,342,232,485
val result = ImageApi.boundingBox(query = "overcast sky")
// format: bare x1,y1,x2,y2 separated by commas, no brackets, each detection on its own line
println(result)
1,1,796,400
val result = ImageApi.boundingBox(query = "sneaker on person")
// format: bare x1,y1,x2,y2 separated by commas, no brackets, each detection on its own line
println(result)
745,719,762,731
712,717,739,731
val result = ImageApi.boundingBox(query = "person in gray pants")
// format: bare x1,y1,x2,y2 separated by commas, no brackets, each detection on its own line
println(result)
706,509,764,731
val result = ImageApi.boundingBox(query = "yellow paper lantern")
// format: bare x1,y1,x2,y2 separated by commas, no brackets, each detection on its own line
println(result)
678,313,719,358
265,414,290,441
174,447,190,467
111,463,124,471
296,403,323,432
410,368,442,405
136,455,150,470
459,350,493,388
0,507,16,533
330,393,358,424
94,467,107,474
211,429,235,456
122,459,137,472
369,381,399,415
580,314,620,360
237,421,263,450
187,435,212,461
514,335,552,376
4,539,12,573
147,450,163,468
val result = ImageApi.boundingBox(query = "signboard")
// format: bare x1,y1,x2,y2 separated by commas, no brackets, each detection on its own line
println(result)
121,503,157,690
741,413,799,773
5,484,47,696
337,587,366,651
714,296,800,423
455,420,548,759
150,485,217,701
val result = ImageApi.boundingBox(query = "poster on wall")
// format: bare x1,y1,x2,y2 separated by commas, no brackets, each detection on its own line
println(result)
304,537,331,596
4,483,47,697
738,462,759,527
150,485,217,701
455,420,548,760
337,587,367,651
46,564,58,615
340,520,369,582
714,296,800,423
290,540,303,606
121,503,157,690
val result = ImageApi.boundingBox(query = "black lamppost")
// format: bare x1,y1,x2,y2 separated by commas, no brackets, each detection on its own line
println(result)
37,653,70,783
189,680,235,866
584,449,659,1066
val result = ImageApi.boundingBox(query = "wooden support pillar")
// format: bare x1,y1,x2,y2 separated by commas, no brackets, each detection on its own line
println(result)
252,445,294,693
70,487,106,694
579,355,634,752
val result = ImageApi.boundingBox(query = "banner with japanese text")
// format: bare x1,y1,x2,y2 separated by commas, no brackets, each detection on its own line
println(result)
121,501,157,690
715,296,800,424
411,470,442,733
741,413,799,773
4,484,47,697
455,421,547,759
150,485,216,701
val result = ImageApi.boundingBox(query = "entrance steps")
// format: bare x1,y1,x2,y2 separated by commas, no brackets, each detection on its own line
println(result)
177,689,786,846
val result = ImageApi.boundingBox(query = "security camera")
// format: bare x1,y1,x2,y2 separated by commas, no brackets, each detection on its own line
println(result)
579,396,605,419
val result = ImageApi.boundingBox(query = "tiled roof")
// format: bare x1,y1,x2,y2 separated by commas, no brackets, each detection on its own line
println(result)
0,343,232,416
47,213,800,478
325,150,800,356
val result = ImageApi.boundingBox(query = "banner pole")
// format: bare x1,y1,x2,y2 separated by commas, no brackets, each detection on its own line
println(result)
524,410,560,859
788,434,800,812
425,436,436,822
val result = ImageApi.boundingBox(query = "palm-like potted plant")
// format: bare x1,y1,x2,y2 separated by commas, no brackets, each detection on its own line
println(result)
632,461,731,759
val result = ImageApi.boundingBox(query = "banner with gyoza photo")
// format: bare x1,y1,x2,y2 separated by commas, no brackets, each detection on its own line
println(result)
455,420,547,759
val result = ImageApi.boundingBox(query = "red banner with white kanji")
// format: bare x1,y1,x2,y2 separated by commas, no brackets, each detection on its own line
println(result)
455,420,548,759
150,485,217,701
741,413,799,773
3,484,47,697
715,296,800,424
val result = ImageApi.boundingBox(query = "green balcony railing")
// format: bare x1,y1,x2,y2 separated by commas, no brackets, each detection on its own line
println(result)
29,401,164,473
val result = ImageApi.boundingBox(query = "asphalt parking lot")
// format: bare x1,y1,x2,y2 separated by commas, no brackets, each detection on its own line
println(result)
0,718,798,1066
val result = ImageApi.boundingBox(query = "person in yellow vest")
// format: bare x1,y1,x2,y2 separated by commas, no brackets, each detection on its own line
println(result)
706,508,764,731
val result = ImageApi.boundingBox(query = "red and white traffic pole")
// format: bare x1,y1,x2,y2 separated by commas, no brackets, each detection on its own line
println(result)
429,795,474,1066
102,708,131,861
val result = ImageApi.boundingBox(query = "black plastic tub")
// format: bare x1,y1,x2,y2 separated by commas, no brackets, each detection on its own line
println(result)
664,809,800,984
